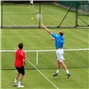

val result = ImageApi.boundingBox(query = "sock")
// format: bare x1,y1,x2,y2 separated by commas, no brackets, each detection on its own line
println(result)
14,78,17,83
56,69,59,73
18,81,21,86
66,69,69,74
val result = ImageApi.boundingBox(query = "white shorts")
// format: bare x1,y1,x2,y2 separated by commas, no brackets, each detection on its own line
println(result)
30,0,33,4
56,49,65,62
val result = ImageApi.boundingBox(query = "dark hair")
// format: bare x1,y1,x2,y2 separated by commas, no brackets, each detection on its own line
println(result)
18,43,23,49
58,31,64,36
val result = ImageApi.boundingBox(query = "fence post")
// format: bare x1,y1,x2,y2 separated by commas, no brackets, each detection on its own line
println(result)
36,51,38,65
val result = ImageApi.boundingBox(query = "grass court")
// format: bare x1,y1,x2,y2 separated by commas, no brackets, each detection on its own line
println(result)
1,2,89,89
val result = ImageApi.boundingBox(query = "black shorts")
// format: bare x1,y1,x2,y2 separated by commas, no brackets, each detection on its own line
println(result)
15,66,25,75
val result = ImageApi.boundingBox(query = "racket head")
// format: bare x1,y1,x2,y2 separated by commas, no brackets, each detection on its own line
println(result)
35,12,43,22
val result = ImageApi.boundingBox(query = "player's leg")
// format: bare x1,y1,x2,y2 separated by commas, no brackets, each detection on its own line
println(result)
61,61,71,78
60,61,69,72
53,49,62,77
53,60,60,77
53,49,71,78
17,66,25,88
13,67,20,86
56,60,61,73
13,72,20,85
17,74,24,88
30,0,34,7
58,49,71,78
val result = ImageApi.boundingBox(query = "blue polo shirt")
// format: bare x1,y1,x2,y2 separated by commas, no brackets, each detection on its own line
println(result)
51,33,64,49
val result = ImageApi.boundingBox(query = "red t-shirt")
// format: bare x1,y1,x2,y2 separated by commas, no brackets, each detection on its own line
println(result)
14,49,26,67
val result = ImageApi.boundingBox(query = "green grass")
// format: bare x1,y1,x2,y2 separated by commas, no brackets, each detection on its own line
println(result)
1,69,88,89
1,28,89,89
2,2,89,27
1,2,89,89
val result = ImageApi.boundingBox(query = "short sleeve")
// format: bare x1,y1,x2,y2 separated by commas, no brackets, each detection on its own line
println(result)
51,33,57,38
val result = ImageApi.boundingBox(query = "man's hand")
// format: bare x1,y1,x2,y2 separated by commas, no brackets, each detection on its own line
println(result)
41,22,52,35
41,23,45,28
23,59,26,65
51,38,55,41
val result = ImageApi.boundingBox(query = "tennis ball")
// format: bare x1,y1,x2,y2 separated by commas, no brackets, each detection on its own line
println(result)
31,17,34,19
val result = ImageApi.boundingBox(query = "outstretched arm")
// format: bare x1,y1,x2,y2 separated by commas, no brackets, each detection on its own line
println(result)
41,23,52,35
51,38,55,41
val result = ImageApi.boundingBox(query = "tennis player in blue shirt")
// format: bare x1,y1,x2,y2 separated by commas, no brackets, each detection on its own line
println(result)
41,23,71,78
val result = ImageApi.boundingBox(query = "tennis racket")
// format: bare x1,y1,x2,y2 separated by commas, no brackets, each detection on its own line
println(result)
35,12,43,22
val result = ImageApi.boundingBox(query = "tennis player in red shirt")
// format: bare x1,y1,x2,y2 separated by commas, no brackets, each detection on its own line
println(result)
13,43,26,88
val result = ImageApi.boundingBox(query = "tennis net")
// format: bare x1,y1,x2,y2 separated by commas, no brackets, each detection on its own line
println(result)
1,48,89,70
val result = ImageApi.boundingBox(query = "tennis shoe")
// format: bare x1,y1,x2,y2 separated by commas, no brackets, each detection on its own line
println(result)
53,73,59,77
17,84,24,88
67,72,71,78
13,82,17,86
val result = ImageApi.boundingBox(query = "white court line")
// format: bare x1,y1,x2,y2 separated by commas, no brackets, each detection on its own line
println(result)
65,40,89,53
26,59,59,89
4,16,16,26
65,40,81,48
49,15,73,25
71,34,89,43
65,30,89,43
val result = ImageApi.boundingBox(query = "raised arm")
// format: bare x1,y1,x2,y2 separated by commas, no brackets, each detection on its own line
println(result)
41,23,52,35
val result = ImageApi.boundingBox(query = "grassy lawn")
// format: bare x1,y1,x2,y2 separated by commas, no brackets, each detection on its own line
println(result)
1,28,89,89
1,2,89,89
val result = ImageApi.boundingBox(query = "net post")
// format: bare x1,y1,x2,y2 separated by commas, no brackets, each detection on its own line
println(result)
36,51,38,65
39,2,41,28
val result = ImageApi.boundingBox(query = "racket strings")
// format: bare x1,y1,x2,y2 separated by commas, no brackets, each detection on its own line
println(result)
36,12,43,22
